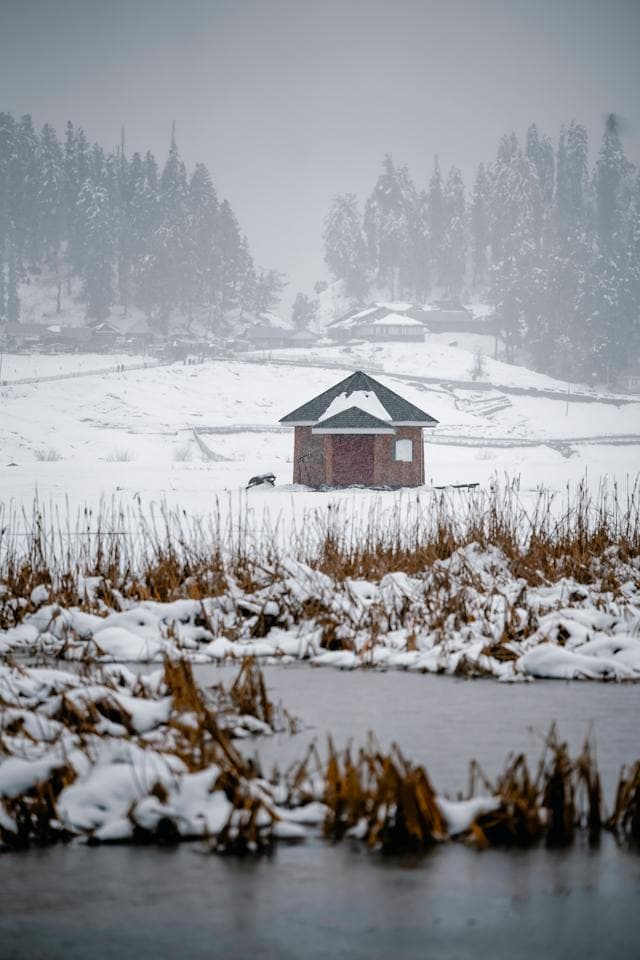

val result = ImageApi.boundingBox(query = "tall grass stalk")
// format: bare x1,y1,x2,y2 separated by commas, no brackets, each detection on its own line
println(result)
1,479,638,629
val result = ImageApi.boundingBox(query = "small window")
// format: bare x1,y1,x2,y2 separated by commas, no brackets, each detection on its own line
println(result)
394,438,413,462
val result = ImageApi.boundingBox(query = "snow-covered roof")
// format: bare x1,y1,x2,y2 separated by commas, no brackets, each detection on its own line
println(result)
259,311,292,331
280,370,438,426
244,323,292,341
376,301,414,312
369,313,425,328
427,300,471,315
312,407,396,435
329,302,425,332
348,306,380,322
317,389,392,423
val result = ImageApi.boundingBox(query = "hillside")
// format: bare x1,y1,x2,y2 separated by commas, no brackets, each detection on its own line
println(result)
1,347,638,519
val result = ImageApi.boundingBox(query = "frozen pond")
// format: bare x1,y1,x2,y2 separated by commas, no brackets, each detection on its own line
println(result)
204,665,640,796
2,667,639,959
1,838,639,960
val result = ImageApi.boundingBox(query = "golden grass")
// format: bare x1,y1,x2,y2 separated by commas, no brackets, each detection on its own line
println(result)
1,481,638,633
322,736,448,852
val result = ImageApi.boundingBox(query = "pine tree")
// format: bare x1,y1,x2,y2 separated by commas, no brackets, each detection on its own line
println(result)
441,166,467,298
555,121,588,242
77,181,114,320
115,133,132,315
155,134,188,326
0,262,6,323
426,157,445,289
525,123,554,247
185,162,220,327
6,246,19,323
595,113,630,251
323,193,369,301
16,114,40,269
251,268,287,316
489,138,541,361
37,124,63,267
363,156,424,300
131,151,160,319
217,198,250,321
0,114,16,284
364,155,399,296
397,164,428,301
0,111,263,338
62,120,78,276
526,124,555,209
470,163,489,287
291,292,318,329
65,126,91,278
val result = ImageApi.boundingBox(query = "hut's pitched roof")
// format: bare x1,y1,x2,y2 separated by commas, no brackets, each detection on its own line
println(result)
311,407,396,434
280,370,438,426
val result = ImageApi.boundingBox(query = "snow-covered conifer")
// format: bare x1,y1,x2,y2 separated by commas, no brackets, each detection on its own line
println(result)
323,193,369,301
291,292,318,329
441,166,467,298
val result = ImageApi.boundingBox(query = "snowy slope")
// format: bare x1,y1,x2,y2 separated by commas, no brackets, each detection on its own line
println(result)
1,352,639,517
259,338,600,394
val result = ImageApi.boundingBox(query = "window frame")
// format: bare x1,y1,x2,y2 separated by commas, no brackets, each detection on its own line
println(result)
393,437,413,462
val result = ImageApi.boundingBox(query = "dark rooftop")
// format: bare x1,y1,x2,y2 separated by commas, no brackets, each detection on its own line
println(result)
280,370,438,425
311,406,396,434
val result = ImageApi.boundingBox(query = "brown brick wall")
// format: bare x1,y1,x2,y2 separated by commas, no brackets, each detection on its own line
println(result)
292,425,425,488
293,426,327,485
372,426,424,487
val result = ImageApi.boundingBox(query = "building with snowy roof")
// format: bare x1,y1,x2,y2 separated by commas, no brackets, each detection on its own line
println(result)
326,303,428,342
241,315,314,350
280,370,438,487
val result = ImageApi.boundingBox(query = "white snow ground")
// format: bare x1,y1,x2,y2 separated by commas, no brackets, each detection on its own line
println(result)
0,347,639,685
1,346,638,516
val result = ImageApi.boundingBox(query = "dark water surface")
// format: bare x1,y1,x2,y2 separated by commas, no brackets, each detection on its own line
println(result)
1,667,639,959
1,839,639,960
205,664,639,795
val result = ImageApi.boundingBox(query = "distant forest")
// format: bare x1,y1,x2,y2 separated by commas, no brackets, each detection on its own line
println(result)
1,112,639,382
324,116,640,381
0,113,285,333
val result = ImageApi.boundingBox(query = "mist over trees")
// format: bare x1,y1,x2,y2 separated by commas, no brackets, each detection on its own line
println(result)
0,113,281,333
323,116,640,382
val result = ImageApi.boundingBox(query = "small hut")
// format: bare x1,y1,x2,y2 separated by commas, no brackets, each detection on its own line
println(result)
280,370,438,488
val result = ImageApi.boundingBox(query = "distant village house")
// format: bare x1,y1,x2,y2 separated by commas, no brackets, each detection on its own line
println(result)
327,303,427,342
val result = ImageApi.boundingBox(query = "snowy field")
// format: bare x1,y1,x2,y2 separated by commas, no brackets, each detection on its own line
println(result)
1,346,639,685
257,335,620,394
1,346,639,520
0,351,150,382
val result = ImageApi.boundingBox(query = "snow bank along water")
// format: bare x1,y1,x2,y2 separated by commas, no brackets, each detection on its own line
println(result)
1,658,638,853
3,544,640,681
0,487,640,681
1,482,639,681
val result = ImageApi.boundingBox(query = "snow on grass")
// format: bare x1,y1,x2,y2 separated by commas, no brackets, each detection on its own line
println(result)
1,353,639,515
0,658,305,849
3,656,638,853
261,338,602,393
2,484,639,682
0,352,149,381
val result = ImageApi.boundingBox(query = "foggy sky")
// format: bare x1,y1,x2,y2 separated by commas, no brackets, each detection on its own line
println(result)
1,0,639,306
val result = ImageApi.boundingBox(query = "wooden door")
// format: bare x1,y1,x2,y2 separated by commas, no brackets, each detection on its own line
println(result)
330,435,375,486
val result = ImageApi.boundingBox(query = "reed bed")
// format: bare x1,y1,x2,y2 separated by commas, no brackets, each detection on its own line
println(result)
283,726,640,854
1,650,638,854
0,657,290,851
1,480,639,630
